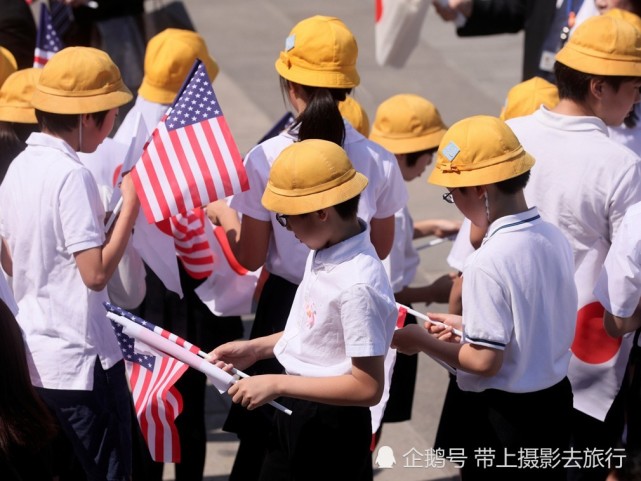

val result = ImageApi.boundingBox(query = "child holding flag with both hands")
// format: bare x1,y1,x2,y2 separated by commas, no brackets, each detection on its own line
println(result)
209,139,398,481
392,115,578,481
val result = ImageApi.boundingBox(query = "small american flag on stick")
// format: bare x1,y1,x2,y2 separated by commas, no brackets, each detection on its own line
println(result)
132,59,249,224
34,3,64,68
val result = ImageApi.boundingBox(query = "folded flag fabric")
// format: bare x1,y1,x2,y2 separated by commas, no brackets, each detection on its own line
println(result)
105,302,235,462
34,3,64,68
132,59,249,224
169,208,215,279
374,0,429,68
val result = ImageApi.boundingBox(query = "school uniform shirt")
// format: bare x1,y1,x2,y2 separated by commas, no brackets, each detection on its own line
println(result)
594,201,641,319
0,133,122,390
231,121,408,285
507,106,641,420
274,222,398,377
457,208,577,393
383,206,419,293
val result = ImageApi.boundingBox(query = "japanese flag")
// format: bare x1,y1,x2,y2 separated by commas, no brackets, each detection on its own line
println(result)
375,0,429,67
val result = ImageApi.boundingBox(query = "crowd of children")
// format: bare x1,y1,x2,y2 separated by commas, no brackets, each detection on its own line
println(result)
2,2,641,481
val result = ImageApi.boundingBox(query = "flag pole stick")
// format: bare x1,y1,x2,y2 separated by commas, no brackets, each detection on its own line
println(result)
414,234,456,251
104,197,123,233
396,303,464,338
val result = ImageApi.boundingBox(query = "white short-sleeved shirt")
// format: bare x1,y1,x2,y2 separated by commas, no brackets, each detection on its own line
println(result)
231,121,408,284
457,208,577,393
0,133,122,390
383,206,419,293
508,107,641,307
507,108,641,418
594,201,641,318
274,222,398,377
447,217,475,272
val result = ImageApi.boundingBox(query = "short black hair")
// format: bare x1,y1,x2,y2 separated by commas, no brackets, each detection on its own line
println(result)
332,193,360,221
554,62,640,102
495,170,530,194
35,109,110,135
405,148,437,167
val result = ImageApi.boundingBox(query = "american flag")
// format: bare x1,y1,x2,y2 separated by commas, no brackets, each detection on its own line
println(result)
132,59,249,224
170,208,215,279
110,318,189,462
34,3,63,68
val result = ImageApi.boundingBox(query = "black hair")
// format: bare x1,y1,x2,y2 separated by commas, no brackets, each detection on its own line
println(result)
279,77,351,147
0,123,21,184
332,193,360,221
609,449,641,481
35,109,110,135
554,62,640,102
495,170,531,194
405,148,437,167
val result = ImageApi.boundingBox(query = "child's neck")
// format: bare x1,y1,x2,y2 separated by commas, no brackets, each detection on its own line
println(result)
323,218,363,249
488,191,530,224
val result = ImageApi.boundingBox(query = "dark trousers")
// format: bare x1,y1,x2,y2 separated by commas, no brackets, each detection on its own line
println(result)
259,398,372,481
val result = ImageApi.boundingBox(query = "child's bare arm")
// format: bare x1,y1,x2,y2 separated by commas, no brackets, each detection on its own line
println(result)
226,355,385,410
604,308,641,338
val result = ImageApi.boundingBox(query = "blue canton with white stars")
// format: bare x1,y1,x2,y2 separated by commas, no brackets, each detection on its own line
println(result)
37,7,63,52
111,321,156,371
166,61,220,132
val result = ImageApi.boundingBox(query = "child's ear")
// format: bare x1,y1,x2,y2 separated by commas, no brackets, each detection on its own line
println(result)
590,78,605,98
317,209,328,221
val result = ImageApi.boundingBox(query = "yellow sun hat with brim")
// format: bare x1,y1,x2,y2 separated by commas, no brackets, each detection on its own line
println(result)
139,28,219,105
0,68,42,124
339,95,370,137
428,115,535,188
555,14,641,76
370,94,447,155
32,47,132,114
275,15,360,89
499,76,559,121
604,8,641,33
262,139,368,215
0,46,17,88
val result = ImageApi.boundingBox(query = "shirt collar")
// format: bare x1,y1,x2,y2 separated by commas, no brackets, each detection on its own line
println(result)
26,132,81,163
483,207,541,245
533,105,609,136
312,219,369,272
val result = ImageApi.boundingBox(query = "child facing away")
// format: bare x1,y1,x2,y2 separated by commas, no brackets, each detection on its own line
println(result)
0,46,139,480
209,139,398,481
392,115,578,480
368,93,459,431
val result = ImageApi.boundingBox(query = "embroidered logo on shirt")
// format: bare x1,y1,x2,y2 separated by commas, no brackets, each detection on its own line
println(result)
442,141,460,162
304,300,317,329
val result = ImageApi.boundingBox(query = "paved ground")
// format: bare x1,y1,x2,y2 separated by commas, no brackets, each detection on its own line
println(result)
156,1,524,479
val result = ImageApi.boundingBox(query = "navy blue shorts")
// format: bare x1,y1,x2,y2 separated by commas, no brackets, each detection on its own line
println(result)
36,359,132,481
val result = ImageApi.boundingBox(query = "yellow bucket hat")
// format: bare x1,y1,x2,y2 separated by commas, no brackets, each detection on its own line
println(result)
499,76,559,121
0,46,17,88
603,8,641,33
262,139,368,215
32,47,132,114
0,68,42,124
428,115,535,188
370,94,447,154
555,15,641,76
139,28,219,105
275,16,360,88
339,96,370,137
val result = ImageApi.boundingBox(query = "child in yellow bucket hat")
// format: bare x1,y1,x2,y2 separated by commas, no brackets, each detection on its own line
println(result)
209,138,398,481
0,46,17,88
506,15,641,477
0,46,140,481
0,67,41,182
338,95,370,137
393,115,578,481
368,93,460,431
207,16,407,480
